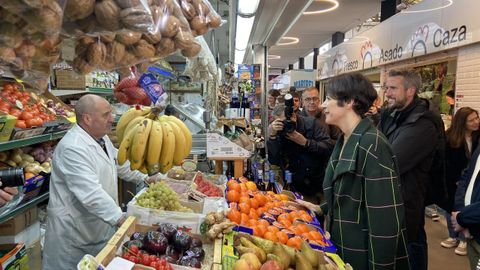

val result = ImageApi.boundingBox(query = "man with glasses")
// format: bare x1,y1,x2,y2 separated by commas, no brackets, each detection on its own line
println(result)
300,87,341,141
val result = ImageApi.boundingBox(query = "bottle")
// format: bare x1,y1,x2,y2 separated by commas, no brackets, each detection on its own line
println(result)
244,159,255,181
256,162,266,191
241,92,250,121
283,170,294,192
225,161,234,179
266,170,277,193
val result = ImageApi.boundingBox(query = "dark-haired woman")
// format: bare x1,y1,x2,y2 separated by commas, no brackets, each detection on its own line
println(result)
441,107,480,255
300,73,410,269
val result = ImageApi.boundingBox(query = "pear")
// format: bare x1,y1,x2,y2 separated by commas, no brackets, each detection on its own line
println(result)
241,253,262,270
272,243,292,269
239,238,267,262
300,240,318,267
283,245,297,266
236,245,267,263
295,251,313,270
234,258,255,270
316,250,328,265
252,235,275,253
318,265,329,270
267,254,285,270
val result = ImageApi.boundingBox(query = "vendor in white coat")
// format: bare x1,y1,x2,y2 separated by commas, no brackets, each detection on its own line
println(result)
43,94,158,269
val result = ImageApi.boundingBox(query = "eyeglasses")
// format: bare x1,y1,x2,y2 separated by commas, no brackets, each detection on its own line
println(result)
304,97,319,103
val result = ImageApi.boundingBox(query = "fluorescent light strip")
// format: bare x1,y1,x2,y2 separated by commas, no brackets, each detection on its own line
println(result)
277,37,299,46
238,0,260,15
303,0,339,15
235,15,255,51
268,55,281,60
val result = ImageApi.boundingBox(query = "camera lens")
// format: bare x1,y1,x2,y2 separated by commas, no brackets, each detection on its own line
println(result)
0,167,25,188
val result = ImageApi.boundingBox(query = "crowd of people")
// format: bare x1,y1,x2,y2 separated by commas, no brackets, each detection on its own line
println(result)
267,70,480,270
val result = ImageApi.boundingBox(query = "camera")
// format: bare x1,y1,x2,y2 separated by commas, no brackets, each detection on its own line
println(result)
0,168,25,188
283,93,296,133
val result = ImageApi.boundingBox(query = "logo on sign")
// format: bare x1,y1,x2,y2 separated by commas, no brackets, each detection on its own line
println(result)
294,80,314,89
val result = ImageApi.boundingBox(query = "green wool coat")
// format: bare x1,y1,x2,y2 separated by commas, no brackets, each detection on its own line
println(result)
320,118,410,270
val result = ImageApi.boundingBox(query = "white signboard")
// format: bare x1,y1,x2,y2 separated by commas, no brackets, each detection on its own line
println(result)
317,0,479,79
206,133,250,158
269,70,316,90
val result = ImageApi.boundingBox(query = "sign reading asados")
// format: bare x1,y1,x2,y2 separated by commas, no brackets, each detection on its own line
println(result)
318,0,477,79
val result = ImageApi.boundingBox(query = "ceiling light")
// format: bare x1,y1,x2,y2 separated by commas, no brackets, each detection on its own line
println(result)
238,0,260,16
235,15,255,51
268,55,281,60
234,50,246,65
303,0,339,15
401,0,452,13
277,37,299,46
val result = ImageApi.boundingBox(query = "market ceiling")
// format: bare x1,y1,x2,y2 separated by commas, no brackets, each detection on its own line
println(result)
243,0,382,69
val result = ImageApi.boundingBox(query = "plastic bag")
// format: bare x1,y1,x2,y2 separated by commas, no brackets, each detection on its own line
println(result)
178,0,223,36
113,68,151,105
62,0,156,37
183,36,218,81
0,2,63,93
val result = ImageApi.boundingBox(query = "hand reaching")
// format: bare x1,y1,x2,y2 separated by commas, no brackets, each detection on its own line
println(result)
296,199,322,215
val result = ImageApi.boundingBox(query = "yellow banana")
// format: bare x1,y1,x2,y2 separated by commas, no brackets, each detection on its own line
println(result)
117,124,137,165
146,121,163,174
158,119,175,174
138,163,148,174
120,115,146,145
116,106,151,142
166,121,186,166
130,118,153,170
166,115,192,158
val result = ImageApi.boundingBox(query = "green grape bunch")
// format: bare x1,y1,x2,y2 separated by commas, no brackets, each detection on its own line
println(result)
136,181,193,212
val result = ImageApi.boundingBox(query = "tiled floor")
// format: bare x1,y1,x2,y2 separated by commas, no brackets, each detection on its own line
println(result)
426,216,470,270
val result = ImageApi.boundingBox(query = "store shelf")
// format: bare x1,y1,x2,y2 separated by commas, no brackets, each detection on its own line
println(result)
0,130,67,152
50,87,113,97
0,192,49,224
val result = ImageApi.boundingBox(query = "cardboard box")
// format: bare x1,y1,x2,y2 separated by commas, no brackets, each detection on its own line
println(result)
0,243,28,270
0,222,41,247
0,114,16,142
0,207,38,236
42,117,73,134
26,240,41,270
10,126,47,140
54,69,85,89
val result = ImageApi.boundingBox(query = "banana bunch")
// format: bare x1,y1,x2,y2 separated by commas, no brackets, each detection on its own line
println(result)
116,106,192,174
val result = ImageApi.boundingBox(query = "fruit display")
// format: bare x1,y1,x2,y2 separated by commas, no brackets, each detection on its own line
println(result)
232,233,345,270
136,181,192,212
224,179,334,251
193,173,223,197
122,223,205,269
116,106,192,174
0,144,55,175
0,82,57,128
204,211,236,240
114,75,151,105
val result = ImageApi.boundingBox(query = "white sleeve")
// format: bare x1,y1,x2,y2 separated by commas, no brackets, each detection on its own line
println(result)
112,147,148,184
57,147,123,226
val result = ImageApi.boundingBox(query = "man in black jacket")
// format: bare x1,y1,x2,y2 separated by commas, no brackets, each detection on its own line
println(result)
378,69,439,270
267,104,333,203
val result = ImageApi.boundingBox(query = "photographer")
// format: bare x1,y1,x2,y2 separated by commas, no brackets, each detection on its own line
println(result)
267,94,334,203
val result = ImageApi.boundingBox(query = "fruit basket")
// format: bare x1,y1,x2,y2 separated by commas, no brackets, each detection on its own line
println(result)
95,217,222,270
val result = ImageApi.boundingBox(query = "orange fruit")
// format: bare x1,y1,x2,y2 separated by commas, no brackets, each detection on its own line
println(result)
250,198,260,209
309,231,323,241
297,223,311,234
245,181,257,191
254,194,267,206
229,181,241,192
277,213,290,223
263,231,278,242
301,232,314,241
256,207,266,216
227,179,238,189
258,219,270,227
249,209,259,220
299,213,313,223
279,218,292,228
239,183,247,192
248,219,259,227
264,202,274,210
252,226,264,237
239,196,251,206
240,213,249,225
290,225,304,236
286,237,302,249
288,211,299,221
267,226,280,234
227,190,240,203
24,172,35,179
279,194,290,201
276,231,288,244
227,210,241,224
239,202,251,214
257,224,268,236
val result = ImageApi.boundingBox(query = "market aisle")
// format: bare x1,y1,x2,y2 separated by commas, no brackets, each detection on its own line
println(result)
426,216,470,270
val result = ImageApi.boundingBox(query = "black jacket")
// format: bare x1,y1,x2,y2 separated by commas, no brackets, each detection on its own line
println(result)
378,97,438,242
300,109,342,141
446,131,480,212
267,115,334,196
455,148,480,245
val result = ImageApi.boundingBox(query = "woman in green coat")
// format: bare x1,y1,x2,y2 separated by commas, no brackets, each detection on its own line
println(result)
301,73,410,269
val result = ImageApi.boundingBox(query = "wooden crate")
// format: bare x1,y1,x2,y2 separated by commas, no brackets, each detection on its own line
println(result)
54,69,85,89
96,216,222,270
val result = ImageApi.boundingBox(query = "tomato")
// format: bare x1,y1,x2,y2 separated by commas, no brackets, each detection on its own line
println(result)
34,118,43,126
149,255,158,262
14,92,22,99
3,84,13,92
150,261,159,268
141,254,151,266
19,111,33,120
15,120,26,129
9,108,21,117
130,245,139,255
